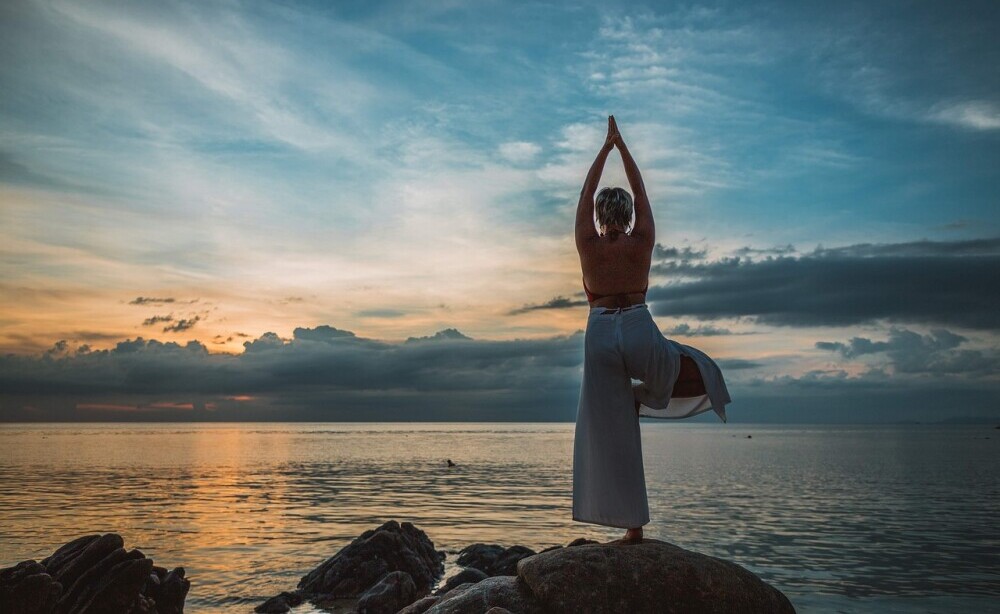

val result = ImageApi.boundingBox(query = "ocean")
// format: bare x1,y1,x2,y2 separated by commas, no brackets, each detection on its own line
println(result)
1,422,997,612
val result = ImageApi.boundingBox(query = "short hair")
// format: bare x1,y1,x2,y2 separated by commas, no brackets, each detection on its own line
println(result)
595,187,633,233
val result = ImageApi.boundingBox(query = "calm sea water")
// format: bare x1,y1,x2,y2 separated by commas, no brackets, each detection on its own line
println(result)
1,423,998,613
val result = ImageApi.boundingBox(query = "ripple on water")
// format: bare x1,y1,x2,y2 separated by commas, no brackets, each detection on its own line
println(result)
0,423,998,613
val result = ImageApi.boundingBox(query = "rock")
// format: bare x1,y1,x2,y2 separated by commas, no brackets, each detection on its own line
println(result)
434,568,488,596
0,533,190,614
296,521,444,598
539,537,598,554
516,538,795,613
357,570,416,614
259,521,445,613
485,608,514,614
75,556,153,613
424,576,543,614
397,595,440,614
254,590,304,613
0,560,61,614
455,544,535,577
145,567,190,614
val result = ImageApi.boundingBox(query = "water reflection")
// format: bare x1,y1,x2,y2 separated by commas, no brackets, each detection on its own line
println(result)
0,423,997,612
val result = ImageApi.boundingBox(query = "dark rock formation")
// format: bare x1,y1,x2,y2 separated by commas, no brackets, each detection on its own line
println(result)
298,521,443,597
424,576,543,614
258,524,793,614
397,595,440,614
257,520,445,613
516,538,796,613
539,537,598,554
0,561,61,614
254,590,304,614
434,568,488,596
357,570,416,614
0,533,190,614
455,544,535,577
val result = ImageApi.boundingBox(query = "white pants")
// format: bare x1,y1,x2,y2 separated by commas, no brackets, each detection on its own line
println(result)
572,304,731,528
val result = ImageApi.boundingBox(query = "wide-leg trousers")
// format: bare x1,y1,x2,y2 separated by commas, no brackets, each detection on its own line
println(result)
572,304,731,528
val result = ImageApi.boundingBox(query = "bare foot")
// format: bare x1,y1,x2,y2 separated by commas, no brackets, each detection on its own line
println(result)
622,527,643,543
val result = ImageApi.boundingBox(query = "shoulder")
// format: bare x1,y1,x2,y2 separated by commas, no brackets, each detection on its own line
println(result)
628,228,655,249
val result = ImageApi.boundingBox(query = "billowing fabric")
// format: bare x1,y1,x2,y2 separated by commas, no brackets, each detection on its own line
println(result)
572,304,731,528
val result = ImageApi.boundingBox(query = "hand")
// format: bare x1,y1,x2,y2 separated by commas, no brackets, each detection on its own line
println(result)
604,115,621,149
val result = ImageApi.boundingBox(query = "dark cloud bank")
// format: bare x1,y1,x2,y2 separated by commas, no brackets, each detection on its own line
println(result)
2,238,998,423
647,237,1000,329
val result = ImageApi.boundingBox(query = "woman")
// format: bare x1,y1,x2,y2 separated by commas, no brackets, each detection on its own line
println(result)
572,116,732,543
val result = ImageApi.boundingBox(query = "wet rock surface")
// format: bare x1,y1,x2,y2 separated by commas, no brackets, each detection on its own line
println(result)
257,520,445,613
5,523,794,613
0,533,190,614
454,545,535,577
517,538,797,614
433,568,488,596
357,570,416,614
423,576,544,614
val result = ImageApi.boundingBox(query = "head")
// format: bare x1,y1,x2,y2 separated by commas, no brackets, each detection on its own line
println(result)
595,186,634,235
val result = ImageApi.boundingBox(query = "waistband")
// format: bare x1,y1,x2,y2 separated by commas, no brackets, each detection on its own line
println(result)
589,303,648,316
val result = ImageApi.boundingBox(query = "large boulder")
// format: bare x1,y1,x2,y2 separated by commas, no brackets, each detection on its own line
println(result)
516,538,795,613
424,576,544,614
0,533,190,614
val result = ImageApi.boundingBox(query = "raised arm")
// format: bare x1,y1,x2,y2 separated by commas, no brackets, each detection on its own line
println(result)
575,118,617,249
612,118,654,244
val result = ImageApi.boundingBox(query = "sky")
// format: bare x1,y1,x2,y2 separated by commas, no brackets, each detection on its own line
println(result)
1,0,998,422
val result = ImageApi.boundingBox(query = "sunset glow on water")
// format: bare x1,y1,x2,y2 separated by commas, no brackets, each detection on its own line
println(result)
2,422,997,613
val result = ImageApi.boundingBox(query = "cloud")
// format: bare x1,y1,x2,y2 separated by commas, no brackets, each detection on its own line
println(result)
498,141,541,164
130,297,177,305
928,100,1000,131
647,237,1000,329
292,325,356,342
716,358,764,370
816,327,999,376
732,244,796,257
662,323,745,337
509,296,590,315
162,316,200,332
142,315,173,326
0,325,586,421
405,328,472,343
4,321,996,423
653,244,709,261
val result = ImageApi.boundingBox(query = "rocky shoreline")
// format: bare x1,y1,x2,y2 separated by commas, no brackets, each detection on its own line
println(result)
2,521,795,613
0,533,190,614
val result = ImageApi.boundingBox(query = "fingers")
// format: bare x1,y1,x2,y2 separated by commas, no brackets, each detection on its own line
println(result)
607,115,622,146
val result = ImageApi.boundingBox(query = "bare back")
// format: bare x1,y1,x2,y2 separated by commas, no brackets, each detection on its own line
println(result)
578,232,652,308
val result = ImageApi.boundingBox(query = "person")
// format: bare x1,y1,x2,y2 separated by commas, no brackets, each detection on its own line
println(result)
572,115,732,543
